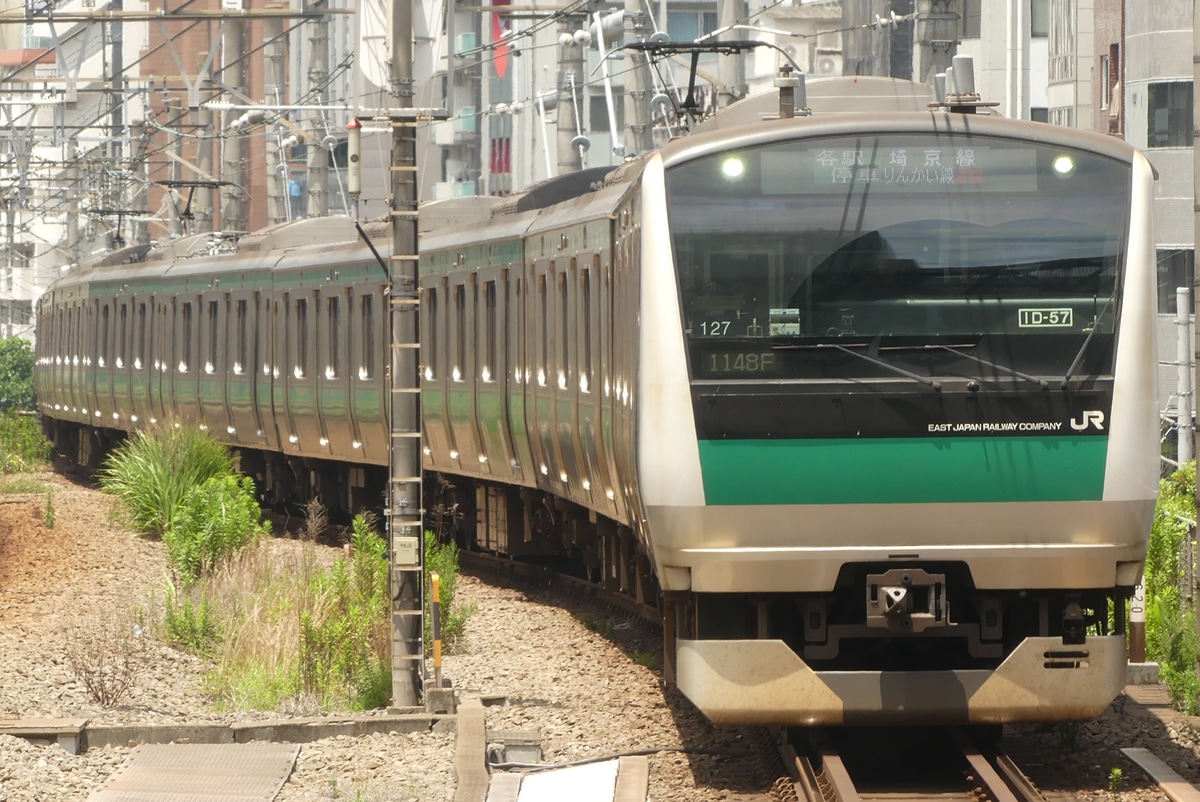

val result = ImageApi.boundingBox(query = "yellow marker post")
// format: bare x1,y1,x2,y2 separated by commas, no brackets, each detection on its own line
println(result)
430,571,442,690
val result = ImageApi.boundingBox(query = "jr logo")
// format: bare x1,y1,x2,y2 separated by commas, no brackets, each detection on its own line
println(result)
1070,410,1106,431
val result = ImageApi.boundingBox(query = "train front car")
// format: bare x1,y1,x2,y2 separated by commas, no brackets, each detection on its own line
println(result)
636,114,1158,726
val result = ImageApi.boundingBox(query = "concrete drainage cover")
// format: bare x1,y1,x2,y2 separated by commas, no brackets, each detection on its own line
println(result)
88,742,301,802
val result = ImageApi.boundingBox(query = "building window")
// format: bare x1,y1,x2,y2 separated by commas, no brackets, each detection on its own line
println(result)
1048,107,1073,127
589,93,625,134
1148,82,1194,148
1157,250,1194,315
1030,0,1048,37
960,0,981,39
1099,54,1110,109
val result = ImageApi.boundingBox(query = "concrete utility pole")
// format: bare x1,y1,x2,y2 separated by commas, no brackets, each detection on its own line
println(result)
717,0,747,107
556,14,586,175
264,13,288,226
387,0,425,709
222,17,248,232
623,1,654,157
195,93,215,234
915,0,957,85
1178,288,1194,466
307,5,331,219
129,120,150,245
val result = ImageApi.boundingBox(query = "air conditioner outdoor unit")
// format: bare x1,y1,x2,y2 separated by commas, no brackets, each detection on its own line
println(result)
816,54,843,76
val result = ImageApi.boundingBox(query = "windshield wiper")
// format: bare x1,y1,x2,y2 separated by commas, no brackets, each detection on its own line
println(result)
804,342,942,390
1061,293,1115,390
931,345,1050,389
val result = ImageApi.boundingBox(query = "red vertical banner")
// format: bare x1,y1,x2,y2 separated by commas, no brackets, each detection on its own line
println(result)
491,0,511,78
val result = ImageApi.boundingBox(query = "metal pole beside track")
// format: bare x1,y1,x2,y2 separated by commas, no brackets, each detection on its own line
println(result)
387,0,423,709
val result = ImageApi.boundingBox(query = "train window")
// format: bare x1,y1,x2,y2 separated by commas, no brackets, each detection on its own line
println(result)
424,288,437,381
361,294,374,380
581,266,592,393
181,302,193,373
99,303,110,368
235,299,247,374
453,284,466,382
483,281,497,382
295,298,308,379
509,277,522,384
559,269,570,389
206,301,219,374
539,273,548,387
136,303,146,369
118,303,127,368
327,296,340,379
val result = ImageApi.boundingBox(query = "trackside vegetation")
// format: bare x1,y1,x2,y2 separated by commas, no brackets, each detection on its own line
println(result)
1146,462,1199,715
97,423,471,711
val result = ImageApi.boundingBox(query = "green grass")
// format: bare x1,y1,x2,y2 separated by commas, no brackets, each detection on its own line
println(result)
0,476,50,494
0,414,51,474
98,423,234,537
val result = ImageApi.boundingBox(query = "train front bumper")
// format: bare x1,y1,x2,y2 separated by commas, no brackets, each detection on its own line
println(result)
677,635,1127,726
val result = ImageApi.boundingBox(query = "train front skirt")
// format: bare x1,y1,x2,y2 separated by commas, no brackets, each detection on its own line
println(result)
677,635,1127,725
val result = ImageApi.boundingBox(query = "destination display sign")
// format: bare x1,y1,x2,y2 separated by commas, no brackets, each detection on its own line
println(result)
761,145,1040,194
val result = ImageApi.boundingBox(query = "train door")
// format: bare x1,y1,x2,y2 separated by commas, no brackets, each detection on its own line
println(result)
173,295,201,422
505,272,533,485
150,298,168,424
575,256,607,516
596,249,623,523
280,289,319,455
197,295,223,430
260,296,283,451
349,285,385,464
113,298,132,425
130,298,150,426
422,278,458,471
554,259,589,508
474,271,505,477
316,285,352,460
226,292,251,445
447,277,484,470
95,298,115,425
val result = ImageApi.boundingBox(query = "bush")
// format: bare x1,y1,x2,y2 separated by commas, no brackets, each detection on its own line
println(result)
162,580,222,657
165,474,269,586
0,337,35,412
1145,461,1199,715
425,531,473,652
297,515,392,710
0,413,51,473
98,424,234,536
64,606,149,706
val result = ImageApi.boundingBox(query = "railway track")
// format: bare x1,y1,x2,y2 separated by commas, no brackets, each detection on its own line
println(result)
769,727,1047,802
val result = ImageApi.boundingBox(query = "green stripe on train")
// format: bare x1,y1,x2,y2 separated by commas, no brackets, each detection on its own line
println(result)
698,436,1108,504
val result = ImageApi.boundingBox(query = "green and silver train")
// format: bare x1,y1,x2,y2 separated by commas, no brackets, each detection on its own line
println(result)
36,90,1157,727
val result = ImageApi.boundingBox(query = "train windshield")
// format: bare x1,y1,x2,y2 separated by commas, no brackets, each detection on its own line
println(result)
666,133,1130,383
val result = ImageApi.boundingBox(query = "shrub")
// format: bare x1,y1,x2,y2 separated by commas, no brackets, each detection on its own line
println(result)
0,413,51,473
1145,461,1199,715
64,606,149,706
0,337,35,412
297,515,392,709
162,580,222,657
165,474,269,586
425,531,473,652
98,424,234,536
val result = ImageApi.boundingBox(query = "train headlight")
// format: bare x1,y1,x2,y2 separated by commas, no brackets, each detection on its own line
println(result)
720,156,746,180
1052,154,1075,177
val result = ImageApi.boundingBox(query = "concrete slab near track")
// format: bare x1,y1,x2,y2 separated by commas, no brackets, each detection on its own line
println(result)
483,757,649,802
86,742,300,802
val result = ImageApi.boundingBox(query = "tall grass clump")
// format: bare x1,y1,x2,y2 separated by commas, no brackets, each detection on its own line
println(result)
425,530,473,652
194,511,393,712
0,412,51,473
1145,461,1199,715
165,474,270,586
298,515,392,709
98,423,234,536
